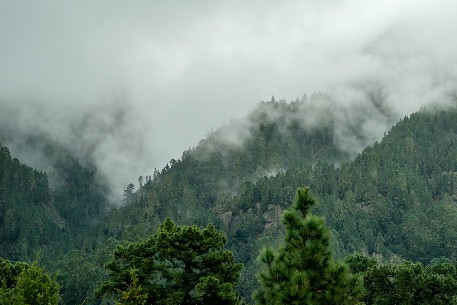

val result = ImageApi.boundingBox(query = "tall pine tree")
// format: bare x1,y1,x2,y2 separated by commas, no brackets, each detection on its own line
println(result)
254,187,361,305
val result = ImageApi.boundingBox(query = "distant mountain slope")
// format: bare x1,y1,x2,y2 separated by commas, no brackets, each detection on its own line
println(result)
0,138,113,304
3,134,110,228
6,98,457,304
100,102,457,302
104,97,394,233
212,105,457,299
0,143,60,259
329,107,457,261
221,104,457,263
0,133,111,261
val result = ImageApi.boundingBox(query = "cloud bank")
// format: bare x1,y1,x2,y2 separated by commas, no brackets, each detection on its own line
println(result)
1,0,457,194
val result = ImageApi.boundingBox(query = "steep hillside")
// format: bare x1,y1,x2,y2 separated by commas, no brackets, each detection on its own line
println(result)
214,106,457,299
0,133,110,237
99,103,457,301
0,138,113,304
0,143,61,260
0,134,110,256
328,107,457,261
104,97,393,235
5,99,457,304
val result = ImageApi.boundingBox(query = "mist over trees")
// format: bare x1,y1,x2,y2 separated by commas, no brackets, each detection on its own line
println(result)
3,0,457,199
3,99,457,304
2,1,457,304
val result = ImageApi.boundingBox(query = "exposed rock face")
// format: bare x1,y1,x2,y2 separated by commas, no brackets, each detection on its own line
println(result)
263,204,282,230
216,201,283,236
221,211,233,228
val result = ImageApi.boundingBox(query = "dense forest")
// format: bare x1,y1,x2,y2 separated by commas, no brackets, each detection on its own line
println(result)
0,143,56,260
2,99,457,304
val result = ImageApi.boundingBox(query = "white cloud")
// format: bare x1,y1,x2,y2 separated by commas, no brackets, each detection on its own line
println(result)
1,0,457,193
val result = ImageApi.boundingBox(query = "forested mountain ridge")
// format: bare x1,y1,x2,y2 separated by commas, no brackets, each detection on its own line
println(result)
0,132,111,263
0,137,113,304
99,102,457,301
3,99,457,304
0,143,60,260
103,97,394,235
0,133,110,230
221,106,457,298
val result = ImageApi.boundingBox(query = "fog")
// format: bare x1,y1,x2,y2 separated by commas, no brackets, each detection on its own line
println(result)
1,0,457,194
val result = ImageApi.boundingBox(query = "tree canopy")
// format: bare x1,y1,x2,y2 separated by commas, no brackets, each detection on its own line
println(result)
0,257,60,305
346,254,457,305
99,218,243,305
254,188,361,305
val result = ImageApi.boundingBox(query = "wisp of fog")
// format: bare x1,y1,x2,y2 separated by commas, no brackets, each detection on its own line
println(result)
1,0,457,196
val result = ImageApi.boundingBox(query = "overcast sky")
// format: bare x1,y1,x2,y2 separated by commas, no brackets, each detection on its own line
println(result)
1,0,457,192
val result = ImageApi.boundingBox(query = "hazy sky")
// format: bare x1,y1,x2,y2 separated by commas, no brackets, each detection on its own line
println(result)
1,0,457,192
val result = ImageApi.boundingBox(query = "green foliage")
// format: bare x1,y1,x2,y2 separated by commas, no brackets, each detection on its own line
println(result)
123,183,136,205
0,257,60,305
0,138,115,304
95,104,457,303
0,143,57,260
344,253,377,274
99,218,243,305
7,101,457,304
254,188,361,305
53,249,108,305
347,254,457,305
98,100,352,302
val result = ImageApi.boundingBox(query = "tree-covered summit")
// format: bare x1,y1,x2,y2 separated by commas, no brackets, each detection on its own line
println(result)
4,100,457,304
102,103,457,302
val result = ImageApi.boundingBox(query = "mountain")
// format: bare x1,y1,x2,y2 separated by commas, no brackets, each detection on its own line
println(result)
0,136,113,304
103,97,394,234
99,102,457,301
0,132,111,258
0,143,60,260
4,98,457,304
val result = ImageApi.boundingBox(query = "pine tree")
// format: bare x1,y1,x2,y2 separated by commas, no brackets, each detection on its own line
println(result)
99,218,243,305
253,188,361,305
0,257,60,305
123,183,136,204
346,254,457,305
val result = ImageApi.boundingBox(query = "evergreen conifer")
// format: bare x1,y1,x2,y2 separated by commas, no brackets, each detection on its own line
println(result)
254,188,361,305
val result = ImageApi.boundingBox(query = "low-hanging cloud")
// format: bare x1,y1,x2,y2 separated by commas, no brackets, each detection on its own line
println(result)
1,0,457,195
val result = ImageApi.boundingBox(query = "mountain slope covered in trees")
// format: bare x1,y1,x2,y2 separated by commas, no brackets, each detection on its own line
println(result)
99,102,457,301
103,97,394,234
3,99,457,304
0,137,113,304
0,143,59,260
0,133,110,260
